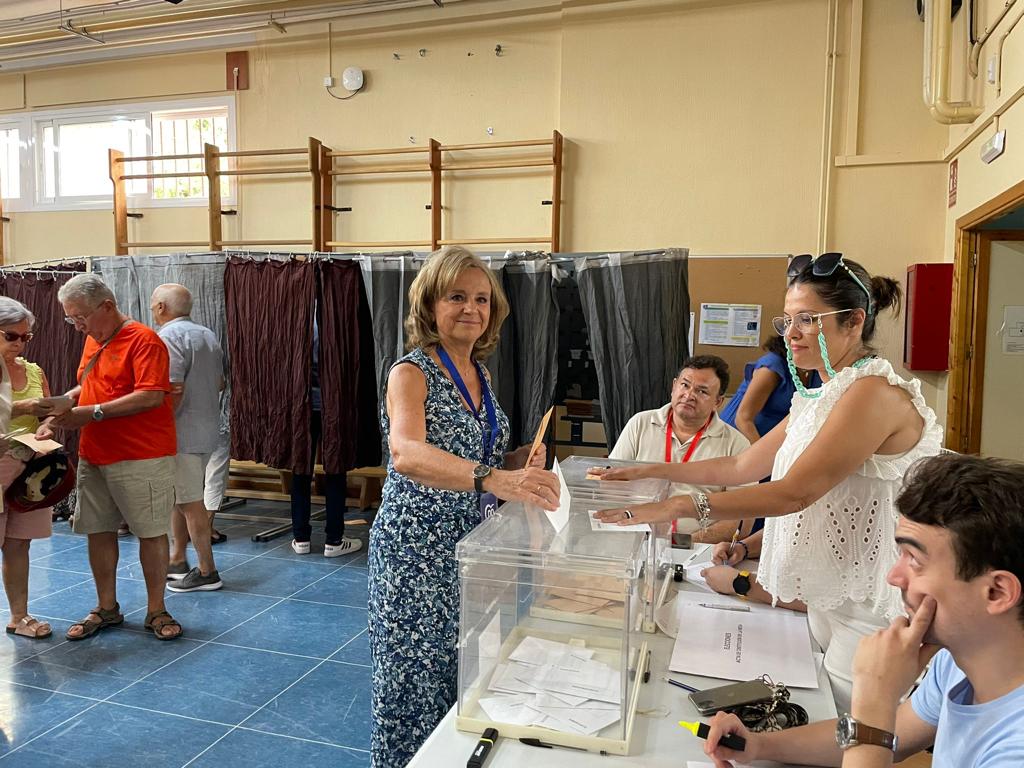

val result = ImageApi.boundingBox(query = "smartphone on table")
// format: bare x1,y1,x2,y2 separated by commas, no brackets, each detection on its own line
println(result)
689,679,774,716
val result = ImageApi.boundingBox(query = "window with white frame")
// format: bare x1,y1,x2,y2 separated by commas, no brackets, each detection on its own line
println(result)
0,96,234,212
151,107,231,200
38,116,149,201
0,125,22,201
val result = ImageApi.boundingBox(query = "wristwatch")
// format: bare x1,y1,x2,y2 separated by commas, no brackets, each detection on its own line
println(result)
835,714,897,753
92,403,105,422
732,570,752,596
473,464,492,493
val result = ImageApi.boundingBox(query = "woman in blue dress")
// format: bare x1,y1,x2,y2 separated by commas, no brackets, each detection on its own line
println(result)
368,247,561,768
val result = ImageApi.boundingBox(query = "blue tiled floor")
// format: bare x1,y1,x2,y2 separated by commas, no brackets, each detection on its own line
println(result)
0,508,372,767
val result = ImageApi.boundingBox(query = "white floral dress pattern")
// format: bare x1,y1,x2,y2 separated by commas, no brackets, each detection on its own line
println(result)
367,347,509,768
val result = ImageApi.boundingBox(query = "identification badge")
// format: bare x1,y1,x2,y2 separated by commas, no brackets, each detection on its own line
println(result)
479,492,498,520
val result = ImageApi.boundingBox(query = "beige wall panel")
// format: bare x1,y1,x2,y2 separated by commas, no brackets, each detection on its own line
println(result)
857,1,948,156
24,51,225,108
0,74,25,112
9,206,211,263
237,25,560,246
558,0,826,252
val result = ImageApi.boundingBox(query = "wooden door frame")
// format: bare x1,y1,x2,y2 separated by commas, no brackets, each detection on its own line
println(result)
948,179,1024,453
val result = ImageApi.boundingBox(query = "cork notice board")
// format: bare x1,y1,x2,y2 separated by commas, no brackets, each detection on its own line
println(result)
688,255,789,395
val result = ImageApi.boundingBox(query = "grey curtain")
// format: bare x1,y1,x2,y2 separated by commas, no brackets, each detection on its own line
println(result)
497,255,559,447
93,252,230,431
574,248,690,447
357,252,422,413
357,251,558,454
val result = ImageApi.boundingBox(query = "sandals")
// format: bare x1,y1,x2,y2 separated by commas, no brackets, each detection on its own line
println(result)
6,616,52,640
66,604,124,641
210,530,227,545
144,610,183,641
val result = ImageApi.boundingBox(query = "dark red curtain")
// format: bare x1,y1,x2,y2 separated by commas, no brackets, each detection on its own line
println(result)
1,266,88,456
317,260,381,474
225,257,315,473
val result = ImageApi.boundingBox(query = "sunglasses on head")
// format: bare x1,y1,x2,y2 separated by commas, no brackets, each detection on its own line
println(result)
787,252,873,315
2,331,33,343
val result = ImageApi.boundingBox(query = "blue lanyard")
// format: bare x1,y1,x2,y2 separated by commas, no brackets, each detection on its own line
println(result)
436,346,499,463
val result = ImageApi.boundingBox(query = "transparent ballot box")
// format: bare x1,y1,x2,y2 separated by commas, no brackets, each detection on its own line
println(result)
558,455,674,633
557,455,671,504
455,500,664,754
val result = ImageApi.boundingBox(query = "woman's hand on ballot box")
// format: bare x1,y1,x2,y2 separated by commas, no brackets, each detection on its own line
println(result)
593,497,690,527
587,464,652,482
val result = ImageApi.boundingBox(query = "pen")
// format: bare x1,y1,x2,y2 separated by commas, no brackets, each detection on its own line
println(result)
519,737,607,756
698,602,750,612
642,649,652,683
726,530,739,560
663,676,698,693
468,727,498,767
678,720,746,751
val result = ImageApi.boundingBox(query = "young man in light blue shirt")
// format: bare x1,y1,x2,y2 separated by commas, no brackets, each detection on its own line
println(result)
702,453,1024,768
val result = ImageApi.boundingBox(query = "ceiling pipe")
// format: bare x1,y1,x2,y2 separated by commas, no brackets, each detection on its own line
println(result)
924,0,983,124
0,0,378,49
0,0,438,68
968,0,1018,77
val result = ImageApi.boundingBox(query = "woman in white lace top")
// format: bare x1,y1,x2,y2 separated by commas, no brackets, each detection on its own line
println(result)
593,253,943,711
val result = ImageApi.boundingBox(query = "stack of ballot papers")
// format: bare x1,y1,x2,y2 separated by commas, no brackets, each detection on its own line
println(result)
478,636,622,736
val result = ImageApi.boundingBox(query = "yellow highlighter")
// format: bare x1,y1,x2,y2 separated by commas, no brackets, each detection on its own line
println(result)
678,720,746,751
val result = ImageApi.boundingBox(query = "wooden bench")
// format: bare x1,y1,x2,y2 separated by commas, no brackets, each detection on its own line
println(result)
227,460,385,511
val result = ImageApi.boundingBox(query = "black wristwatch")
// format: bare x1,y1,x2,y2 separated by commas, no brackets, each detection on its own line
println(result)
732,570,752,596
836,714,897,753
473,464,492,493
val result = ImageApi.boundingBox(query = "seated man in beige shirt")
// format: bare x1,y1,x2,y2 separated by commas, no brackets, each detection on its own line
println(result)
609,355,751,543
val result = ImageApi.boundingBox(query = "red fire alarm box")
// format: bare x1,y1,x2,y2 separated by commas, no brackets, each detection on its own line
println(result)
904,263,954,371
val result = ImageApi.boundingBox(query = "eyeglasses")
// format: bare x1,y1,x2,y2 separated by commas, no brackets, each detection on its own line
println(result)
787,252,873,315
63,305,102,326
1,331,33,343
772,309,854,336
674,377,717,400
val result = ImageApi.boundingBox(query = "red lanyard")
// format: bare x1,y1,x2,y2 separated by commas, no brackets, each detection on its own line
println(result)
665,412,711,464
666,413,711,537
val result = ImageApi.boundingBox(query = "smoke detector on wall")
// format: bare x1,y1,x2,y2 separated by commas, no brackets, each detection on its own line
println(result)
342,66,364,92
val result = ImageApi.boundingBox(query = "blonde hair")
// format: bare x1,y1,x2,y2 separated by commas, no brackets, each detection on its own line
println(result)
405,246,510,360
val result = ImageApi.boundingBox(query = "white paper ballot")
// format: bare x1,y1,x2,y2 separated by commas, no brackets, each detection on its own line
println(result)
508,636,594,667
544,459,571,533
589,509,651,533
669,600,819,689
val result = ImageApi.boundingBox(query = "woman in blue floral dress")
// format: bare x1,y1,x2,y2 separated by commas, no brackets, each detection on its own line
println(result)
367,247,560,768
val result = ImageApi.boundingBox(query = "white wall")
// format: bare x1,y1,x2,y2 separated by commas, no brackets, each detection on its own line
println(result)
980,240,1024,460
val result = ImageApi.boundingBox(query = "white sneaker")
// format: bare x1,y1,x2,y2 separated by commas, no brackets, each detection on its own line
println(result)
324,537,363,558
291,540,311,555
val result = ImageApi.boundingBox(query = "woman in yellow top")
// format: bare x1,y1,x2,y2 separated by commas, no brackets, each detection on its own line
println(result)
0,297,58,639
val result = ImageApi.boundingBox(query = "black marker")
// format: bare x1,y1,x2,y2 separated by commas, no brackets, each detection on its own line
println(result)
468,727,498,768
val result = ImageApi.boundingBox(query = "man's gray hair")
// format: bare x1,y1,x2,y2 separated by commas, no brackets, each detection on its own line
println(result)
0,296,36,329
57,273,116,309
152,284,193,318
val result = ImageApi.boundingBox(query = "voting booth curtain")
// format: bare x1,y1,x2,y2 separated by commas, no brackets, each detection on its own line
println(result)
94,252,231,432
0,264,89,457
13,247,692,470
575,249,691,447
356,251,560,452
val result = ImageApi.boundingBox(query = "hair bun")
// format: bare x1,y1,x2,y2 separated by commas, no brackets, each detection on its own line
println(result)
870,276,902,315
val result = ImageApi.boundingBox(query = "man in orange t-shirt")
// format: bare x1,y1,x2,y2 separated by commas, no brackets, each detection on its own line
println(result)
38,274,183,641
